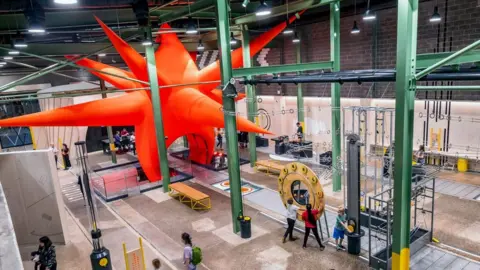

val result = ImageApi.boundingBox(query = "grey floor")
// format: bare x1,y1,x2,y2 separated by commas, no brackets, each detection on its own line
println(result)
428,179,480,200
125,151,480,269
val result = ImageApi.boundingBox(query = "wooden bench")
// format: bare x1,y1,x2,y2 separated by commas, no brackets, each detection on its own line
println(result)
255,160,284,175
168,183,211,210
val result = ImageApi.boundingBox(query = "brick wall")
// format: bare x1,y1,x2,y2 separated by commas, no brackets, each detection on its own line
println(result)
255,0,480,100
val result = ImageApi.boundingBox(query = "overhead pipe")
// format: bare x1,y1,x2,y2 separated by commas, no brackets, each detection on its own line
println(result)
241,70,480,85
153,0,215,23
234,0,340,25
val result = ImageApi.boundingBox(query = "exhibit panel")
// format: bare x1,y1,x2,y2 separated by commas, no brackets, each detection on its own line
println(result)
0,150,68,247
0,181,23,270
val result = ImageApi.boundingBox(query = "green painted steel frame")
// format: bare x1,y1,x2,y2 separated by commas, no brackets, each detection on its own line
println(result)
156,0,215,23
144,26,171,192
296,34,305,130
216,0,244,234
392,0,418,268
330,1,341,192
416,39,480,79
416,85,480,91
242,25,258,168
232,61,333,77
416,50,480,69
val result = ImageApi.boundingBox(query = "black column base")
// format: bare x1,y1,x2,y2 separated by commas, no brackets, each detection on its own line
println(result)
90,247,112,270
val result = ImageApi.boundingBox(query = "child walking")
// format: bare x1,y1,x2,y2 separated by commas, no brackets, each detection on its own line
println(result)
334,207,349,251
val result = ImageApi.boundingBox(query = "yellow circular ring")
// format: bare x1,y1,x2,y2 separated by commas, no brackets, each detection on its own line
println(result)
290,163,297,171
277,162,325,221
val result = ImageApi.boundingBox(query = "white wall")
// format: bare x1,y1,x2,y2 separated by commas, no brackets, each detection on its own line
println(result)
237,96,480,160
0,150,67,247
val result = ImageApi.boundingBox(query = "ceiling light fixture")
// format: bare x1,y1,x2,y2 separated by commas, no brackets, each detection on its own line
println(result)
363,9,376,21
292,32,300,43
185,16,198,34
351,21,360,34
230,32,238,45
0,62,6,65
430,6,441,23
256,0,271,17
197,40,205,51
98,53,106,57
25,1,46,33
242,0,249,8
54,0,78,4
363,0,376,21
9,50,20,55
283,21,294,35
14,36,28,48
141,40,153,46
4,56,13,60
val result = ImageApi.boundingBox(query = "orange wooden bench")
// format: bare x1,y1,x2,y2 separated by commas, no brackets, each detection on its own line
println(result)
168,183,211,210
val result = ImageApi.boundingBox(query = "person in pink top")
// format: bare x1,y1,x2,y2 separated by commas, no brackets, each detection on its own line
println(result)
301,204,325,250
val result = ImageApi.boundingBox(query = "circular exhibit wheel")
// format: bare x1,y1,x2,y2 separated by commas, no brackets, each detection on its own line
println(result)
278,162,325,221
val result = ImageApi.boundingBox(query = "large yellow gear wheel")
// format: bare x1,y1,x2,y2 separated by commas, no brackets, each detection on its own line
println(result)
278,162,325,221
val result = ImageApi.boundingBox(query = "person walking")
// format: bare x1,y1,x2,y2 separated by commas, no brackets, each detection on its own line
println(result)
48,143,59,169
152,258,162,270
61,143,71,170
31,236,57,270
301,204,325,250
181,233,196,270
333,207,349,251
216,130,223,149
283,198,299,243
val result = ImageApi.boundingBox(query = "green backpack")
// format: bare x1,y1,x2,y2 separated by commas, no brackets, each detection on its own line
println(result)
191,246,202,265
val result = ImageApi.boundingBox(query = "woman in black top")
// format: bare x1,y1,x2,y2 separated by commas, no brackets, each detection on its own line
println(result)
61,143,71,170
32,236,57,270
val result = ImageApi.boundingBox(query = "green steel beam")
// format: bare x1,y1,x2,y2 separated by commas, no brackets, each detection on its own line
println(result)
416,50,480,69
98,55,117,165
416,39,480,79
242,25,257,168
0,36,146,93
330,2,341,192
232,61,333,77
144,27,171,192
296,34,305,133
416,85,480,91
392,1,418,269
5,60,101,86
0,47,148,89
156,0,215,23
216,0,244,234
234,0,340,25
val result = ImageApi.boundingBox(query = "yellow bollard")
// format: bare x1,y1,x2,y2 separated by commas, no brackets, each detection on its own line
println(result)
457,158,468,172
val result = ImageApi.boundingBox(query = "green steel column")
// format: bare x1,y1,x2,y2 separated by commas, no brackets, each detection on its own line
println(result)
144,26,171,192
183,136,188,148
330,2,341,192
216,0,244,233
392,0,418,269
296,34,305,133
98,56,117,164
242,24,257,167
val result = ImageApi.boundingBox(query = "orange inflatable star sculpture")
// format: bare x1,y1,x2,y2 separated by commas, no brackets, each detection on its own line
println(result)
0,14,303,182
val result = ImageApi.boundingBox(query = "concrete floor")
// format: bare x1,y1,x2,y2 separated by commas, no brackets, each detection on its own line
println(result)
47,150,480,270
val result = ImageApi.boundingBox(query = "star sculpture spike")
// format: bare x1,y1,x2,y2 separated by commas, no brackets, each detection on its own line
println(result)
0,13,304,182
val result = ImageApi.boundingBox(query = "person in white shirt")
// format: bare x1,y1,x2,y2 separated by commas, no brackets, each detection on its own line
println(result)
48,143,59,169
283,198,299,243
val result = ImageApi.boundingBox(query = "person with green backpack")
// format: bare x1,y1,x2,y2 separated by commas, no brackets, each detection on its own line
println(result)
182,232,202,269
